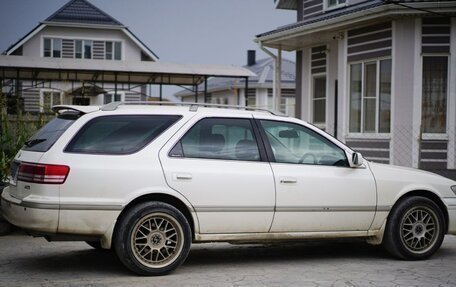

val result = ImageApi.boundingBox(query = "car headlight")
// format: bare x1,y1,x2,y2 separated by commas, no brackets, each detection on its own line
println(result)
452,185,456,195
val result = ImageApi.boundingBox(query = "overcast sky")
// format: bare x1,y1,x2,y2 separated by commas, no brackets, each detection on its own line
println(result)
0,0,295,64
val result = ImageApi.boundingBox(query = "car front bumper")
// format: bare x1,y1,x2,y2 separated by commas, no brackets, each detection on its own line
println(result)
443,197,456,234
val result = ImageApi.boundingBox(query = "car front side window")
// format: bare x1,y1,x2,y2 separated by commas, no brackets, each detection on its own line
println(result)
260,120,348,167
171,118,261,161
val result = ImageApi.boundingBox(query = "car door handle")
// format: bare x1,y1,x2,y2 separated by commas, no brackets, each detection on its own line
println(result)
174,173,192,180
280,177,297,184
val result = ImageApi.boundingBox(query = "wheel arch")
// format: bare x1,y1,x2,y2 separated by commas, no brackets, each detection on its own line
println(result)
114,193,197,241
390,190,449,233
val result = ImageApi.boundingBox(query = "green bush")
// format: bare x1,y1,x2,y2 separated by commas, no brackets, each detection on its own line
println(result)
0,95,48,182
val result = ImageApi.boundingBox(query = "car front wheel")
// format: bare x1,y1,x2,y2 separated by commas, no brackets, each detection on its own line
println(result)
114,202,191,276
384,196,445,260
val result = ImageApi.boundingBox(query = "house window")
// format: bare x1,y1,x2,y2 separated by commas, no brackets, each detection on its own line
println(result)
43,38,61,58
247,94,256,107
349,59,391,133
422,56,448,134
312,75,326,127
104,92,123,104
327,0,346,9
83,40,92,59
40,90,61,113
75,40,82,59
105,41,122,60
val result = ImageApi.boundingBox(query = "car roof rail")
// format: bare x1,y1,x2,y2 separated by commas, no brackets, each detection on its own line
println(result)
100,101,285,116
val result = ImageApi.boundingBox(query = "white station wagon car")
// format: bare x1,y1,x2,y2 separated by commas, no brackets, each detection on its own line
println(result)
2,102,456,275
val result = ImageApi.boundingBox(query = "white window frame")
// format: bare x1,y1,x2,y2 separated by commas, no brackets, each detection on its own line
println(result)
420,54,450,138
103,91,125,104
347,57,392,136
311,73,327,130
324,0,348,11
39,89,63,113
42,35,124,60
42,37,62,58
104,41,122,60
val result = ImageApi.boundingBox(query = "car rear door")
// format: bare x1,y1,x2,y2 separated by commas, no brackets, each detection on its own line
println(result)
159,113,275,234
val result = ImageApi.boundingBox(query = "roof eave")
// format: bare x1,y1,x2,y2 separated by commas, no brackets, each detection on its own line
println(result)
275,0,298,10
256,2,456,50
42,21,126,29
4,24,46,55
176,81,296,97
123,28,159,61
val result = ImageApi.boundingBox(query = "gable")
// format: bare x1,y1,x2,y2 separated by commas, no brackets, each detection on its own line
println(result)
3,0,158,61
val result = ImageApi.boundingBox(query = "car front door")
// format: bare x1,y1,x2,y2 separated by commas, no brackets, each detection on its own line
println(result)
159,115,275,234
256,118,376,232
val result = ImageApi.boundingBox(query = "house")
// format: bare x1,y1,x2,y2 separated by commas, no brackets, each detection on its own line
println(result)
2,0,158,112
256,0,456,179
175,50,297,117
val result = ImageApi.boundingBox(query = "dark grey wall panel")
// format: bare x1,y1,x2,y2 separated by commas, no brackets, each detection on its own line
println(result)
347,49,392,63
421,152,447,160
295,50,302,118
347,22,392,62
302,0,323,19
347,39,392,54
311,45,326,74
62,39,74,59
22,89,40,112
345,139,390,163
345,140,389,149
422,17,451,54
420,140,448,170
421,141,447,150
267,88,296,98
420,161,447,170
93,41,105,60
347,22,391,37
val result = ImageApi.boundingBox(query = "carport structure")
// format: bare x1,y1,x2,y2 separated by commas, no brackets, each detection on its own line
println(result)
0,55,256,109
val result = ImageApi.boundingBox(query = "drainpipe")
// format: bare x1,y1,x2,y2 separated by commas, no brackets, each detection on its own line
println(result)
258,42,282,112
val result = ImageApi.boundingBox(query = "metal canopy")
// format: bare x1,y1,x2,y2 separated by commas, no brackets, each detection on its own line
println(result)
0,56,255,86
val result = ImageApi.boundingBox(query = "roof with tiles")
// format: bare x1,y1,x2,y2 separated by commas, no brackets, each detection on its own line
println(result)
175,57,295,97
45,0,123,26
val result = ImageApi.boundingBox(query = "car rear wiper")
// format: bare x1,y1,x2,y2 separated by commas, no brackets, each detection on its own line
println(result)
24,138,47,147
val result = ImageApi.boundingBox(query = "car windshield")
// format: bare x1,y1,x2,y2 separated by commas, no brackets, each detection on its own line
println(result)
22,112,79,152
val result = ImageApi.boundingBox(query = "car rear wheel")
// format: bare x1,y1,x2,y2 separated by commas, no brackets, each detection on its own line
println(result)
114,202,191,276
384,196,445,260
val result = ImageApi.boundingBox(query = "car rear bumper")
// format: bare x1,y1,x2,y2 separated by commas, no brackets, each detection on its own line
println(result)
1,186,59,233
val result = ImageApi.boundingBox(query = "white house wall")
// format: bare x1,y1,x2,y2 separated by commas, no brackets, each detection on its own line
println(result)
392,18,416,168
326,39,338,135
449,18,456,170
21,26,143,61
300,48,311,121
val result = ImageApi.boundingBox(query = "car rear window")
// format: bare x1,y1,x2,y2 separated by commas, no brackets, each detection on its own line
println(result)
65,115,181,155
22,112,79,152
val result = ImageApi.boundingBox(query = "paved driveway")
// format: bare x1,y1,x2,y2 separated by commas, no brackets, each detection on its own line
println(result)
0,232,455,287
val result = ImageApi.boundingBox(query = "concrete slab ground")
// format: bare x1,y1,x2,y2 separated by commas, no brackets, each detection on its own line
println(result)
0,232,455,287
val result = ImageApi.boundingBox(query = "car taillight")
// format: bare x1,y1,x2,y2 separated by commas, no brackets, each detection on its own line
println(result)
17,162,70,184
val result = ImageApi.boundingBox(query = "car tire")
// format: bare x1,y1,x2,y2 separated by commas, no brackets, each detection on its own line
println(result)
114,201,191,276
0,220,12,236
384,196,445,260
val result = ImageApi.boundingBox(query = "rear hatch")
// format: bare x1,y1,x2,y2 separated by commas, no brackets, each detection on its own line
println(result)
8,106,95,199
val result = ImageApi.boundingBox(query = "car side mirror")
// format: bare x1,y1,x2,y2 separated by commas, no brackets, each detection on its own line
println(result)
351,152,363,167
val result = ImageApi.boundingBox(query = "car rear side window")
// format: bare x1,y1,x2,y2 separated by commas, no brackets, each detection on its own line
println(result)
22,112,78,152
170,118,261,161
65,115,181,155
